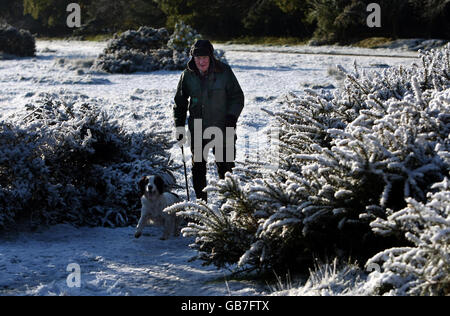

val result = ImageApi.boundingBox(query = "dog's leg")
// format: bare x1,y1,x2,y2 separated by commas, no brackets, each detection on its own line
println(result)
135,213,148,239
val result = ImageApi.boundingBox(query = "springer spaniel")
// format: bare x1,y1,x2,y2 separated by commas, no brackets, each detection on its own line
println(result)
135,175,180,240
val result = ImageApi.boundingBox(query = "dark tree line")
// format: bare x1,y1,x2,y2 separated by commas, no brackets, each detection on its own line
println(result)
0,0,449,41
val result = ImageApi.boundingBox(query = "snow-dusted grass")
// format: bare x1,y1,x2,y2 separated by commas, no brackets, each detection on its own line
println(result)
0,40,418,295
270,259,370,296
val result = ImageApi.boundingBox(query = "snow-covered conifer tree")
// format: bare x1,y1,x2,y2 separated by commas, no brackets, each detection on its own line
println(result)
167,21,202,53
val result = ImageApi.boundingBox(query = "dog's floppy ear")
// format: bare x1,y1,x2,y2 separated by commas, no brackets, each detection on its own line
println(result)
154,175,165,195
138,176,148,196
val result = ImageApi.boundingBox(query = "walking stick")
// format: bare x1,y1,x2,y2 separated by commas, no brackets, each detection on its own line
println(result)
180,144,190,201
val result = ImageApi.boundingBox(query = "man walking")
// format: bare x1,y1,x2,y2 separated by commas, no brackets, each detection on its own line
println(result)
174,40,244,202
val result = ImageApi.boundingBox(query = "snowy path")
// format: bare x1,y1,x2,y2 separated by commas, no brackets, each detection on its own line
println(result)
0,225,263,296
0,40,416,296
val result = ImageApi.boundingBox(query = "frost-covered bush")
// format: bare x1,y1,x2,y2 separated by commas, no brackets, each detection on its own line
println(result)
167,21,202,53
0,93,174,229
91,26,184,73
107,26,170,52
367,178,449,296
169,45,450,274
92,24,226,73
93,47,189,73
0,24,35,57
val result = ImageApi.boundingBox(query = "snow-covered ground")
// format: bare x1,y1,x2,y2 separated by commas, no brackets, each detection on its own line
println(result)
0,224,265,296
0,40,417,296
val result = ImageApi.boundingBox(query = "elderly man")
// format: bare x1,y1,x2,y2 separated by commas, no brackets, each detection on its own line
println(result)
174,40,244,202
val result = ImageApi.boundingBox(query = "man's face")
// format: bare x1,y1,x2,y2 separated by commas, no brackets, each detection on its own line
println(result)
194,56,210,74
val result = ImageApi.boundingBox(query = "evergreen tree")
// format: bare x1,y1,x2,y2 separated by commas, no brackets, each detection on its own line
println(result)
156,0,254,38
23,0,78,34
167,20,202,52
305,0,442,43
409,0,450,38
0,0,23,23
83,0,165,34
243,0,310,37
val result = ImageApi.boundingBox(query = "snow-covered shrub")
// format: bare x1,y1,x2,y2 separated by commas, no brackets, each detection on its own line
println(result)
169,45,450,274
92,25,187,73
0,93,174,229
167,21,202,53
0,122,42,227
108,26,170,52
92,24,226,73
92,26,180,73
367,178,449,296
0,24,35,57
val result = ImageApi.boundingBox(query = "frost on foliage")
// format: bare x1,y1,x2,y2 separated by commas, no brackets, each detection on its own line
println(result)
271,259,369,296
367,178,450,296
92,24,226,73
0,92,174,229
178,44,450,275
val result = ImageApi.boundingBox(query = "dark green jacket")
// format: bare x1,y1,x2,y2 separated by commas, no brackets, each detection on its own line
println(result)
174,58,244,131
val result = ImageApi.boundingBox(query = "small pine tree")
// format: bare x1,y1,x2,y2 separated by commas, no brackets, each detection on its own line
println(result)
167,21,202,52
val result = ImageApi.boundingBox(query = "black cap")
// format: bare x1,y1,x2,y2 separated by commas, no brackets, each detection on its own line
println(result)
190,39,214,57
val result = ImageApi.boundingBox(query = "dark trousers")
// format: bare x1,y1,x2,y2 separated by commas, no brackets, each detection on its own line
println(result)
190,131,237,202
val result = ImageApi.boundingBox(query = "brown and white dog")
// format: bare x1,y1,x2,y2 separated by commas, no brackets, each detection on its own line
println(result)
135,175,180,240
